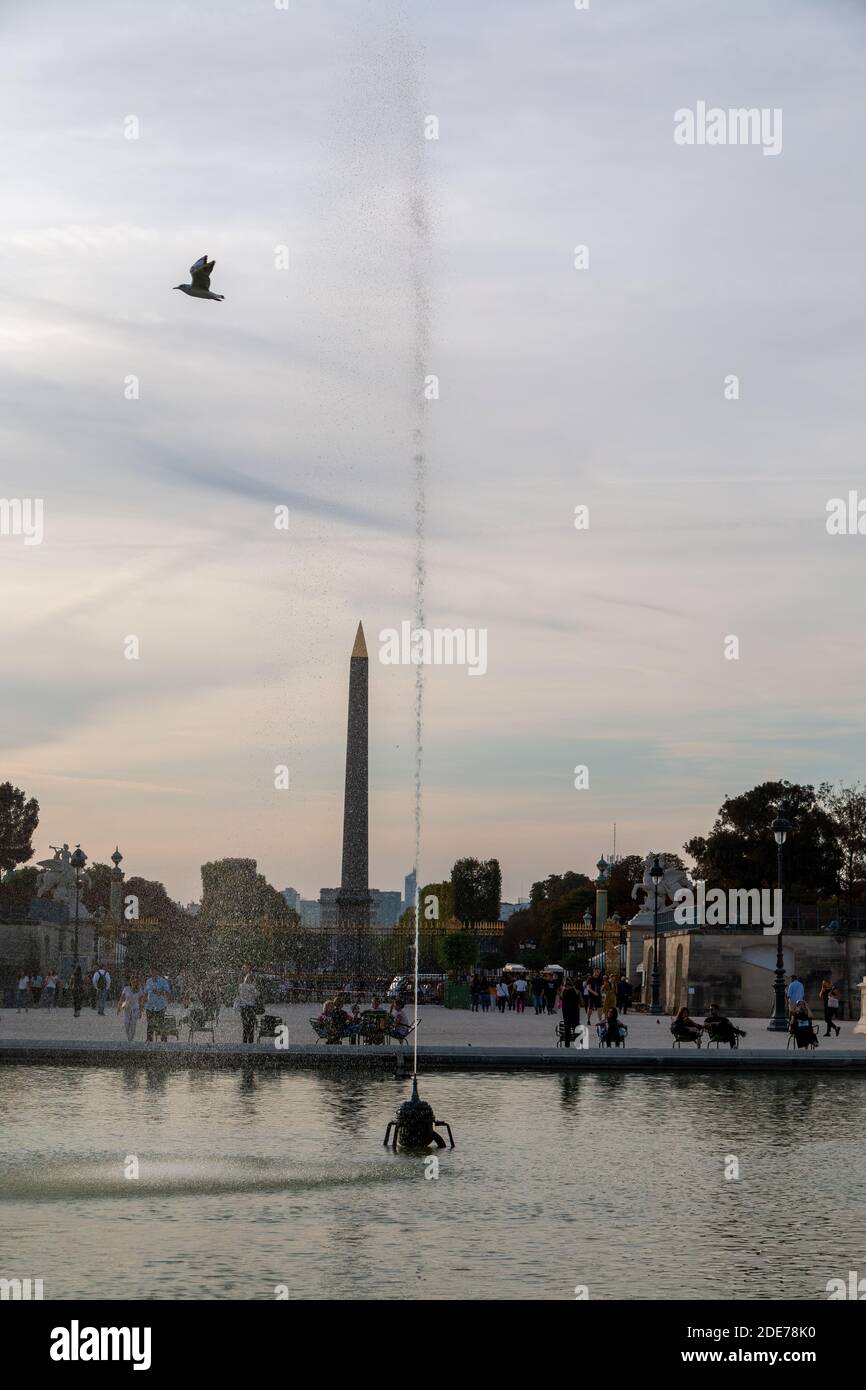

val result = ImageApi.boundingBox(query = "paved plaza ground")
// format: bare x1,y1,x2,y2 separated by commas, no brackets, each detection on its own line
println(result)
2,1001,864,1052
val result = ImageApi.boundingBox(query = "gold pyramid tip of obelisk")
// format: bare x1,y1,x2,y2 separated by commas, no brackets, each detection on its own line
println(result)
351,621,368,659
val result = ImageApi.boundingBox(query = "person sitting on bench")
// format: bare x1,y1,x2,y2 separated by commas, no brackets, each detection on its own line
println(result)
703,1004,747,1049
789,1000,818,1049
671,1006,703,1043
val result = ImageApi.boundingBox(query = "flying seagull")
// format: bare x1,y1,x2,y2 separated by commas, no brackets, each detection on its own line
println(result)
174,255,224,301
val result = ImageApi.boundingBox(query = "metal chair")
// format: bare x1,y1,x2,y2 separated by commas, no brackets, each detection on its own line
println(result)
597,1022,627,1048
671,1026,702,1048
186,1006,217,1044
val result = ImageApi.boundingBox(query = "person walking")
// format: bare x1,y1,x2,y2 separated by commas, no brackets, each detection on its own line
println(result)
30,972,43,1007
544,975,559,1016
514,973,527,1013
71,964,84,1019
819,979,841,1038
143,967,170,1042
531,973,545,1015
560,977,582,1048
495,978,509,1014
479,978,491,1013
92,965,111,1016
584,972,602,1025
237,968,259,1044
16,973,31,1012
616,976,632,1015
117,974,143,1043
470,975,482,1012
42,971,58,1008
785,974,805,1016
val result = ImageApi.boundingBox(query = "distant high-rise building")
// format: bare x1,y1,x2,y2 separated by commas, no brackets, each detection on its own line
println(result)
374,891,402,928
500,900,530,921
282,887,301,913
320,887,402,930
404,868,417,912
299,898,321,929
318,887,339,929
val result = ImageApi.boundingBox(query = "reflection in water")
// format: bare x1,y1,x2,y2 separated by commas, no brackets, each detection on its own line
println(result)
0,1065,863,1301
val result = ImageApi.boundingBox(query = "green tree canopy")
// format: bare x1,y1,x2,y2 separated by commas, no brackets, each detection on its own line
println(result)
418,880,453,924
684,780,841,899
0,782,39,875
199,858,294,927
451,857,501,924
436,930,480,976
819,781,866,914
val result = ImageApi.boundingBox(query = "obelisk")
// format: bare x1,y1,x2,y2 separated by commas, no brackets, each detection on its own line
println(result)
337,622,372,935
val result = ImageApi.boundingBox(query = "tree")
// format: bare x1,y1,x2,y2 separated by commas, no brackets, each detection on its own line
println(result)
436,931,480,977
607,855,645,920
81,862,113,920
451,857,501,924
124,876,188,926
0,865,39,920
418,880,453,924
199,859,293,927
819,781,866,920
0,782,39,875
684,780,841,900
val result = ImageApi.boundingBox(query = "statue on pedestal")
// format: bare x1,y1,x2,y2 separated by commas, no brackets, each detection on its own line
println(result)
629,853,691,924
35,844,92,921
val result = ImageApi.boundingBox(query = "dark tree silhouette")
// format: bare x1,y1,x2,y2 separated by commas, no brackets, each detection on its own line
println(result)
0,782,39,875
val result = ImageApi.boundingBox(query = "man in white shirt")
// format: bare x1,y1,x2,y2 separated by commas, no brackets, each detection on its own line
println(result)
514,976,528,1013
17,974,30,1013
92,966,112,1016
42,972,59,1008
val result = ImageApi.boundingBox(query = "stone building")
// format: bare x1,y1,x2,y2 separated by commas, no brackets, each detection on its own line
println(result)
634,925,866,1018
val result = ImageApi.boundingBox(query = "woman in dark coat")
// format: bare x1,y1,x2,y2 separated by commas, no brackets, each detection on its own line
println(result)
560,978,582,1047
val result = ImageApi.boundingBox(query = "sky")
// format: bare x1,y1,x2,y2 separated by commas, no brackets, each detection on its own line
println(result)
1,0,864,905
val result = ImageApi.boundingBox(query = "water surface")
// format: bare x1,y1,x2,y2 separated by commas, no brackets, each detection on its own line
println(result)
1,1066,863,1300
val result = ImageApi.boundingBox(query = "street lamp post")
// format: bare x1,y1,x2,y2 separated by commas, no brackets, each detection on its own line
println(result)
768,811,791,1031
70,844,87,967
650,855,663,1015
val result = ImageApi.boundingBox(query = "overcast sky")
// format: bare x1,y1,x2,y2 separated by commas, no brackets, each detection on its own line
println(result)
1,0,864,904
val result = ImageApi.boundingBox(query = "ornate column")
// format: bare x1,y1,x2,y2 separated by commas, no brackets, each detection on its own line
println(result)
854,978,866,1036
109,847,124,925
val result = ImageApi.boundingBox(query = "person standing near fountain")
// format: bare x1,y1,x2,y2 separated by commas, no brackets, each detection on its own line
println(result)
92,964,111,1016
16,972,31,1012
143,967,170,1042
237,966,259,1045
560,978,582,1047
71,964,84,1019
117,974,143,1043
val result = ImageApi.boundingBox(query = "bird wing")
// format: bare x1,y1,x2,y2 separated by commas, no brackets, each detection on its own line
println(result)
189,255,215,290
